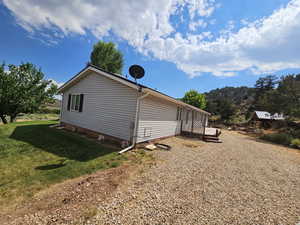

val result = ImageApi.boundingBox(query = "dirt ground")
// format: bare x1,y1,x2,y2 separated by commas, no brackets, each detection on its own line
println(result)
2,131,300,225
0,165,127,224
0,152,154,225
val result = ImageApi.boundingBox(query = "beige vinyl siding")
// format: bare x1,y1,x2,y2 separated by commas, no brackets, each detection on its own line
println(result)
61,72,137,141
137,95,181,143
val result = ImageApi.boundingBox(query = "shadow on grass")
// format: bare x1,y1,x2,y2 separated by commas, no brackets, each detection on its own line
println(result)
35,163,66,170
10,124,117,162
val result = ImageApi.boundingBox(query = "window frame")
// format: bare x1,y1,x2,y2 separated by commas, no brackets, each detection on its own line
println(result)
70,94,81,112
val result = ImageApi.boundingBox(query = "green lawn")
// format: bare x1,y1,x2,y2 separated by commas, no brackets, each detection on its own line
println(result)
0,120,127,207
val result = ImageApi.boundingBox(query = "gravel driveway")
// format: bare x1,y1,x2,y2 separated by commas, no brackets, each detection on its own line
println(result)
89,131,300,225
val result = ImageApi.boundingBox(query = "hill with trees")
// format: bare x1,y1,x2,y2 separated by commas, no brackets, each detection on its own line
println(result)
204,86,255,123
189,73,300,125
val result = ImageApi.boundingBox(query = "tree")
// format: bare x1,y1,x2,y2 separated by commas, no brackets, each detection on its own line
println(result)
217,98,236,120
206,98,236,121
254,75,277,99
205,86,255,122
0,63,8,123
255,75,277,89
253,75,278,111
90,41,123,74
182,90,206,109
253,89,278,113
275,74,300,117
250,73,300,118
0,63,58,124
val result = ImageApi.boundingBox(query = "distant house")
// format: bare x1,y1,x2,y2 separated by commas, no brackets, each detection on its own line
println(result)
252,111,285,121
58,65,210,148
250,111,285,127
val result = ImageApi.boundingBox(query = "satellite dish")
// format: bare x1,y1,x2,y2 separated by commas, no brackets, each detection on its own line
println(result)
129,65,145,80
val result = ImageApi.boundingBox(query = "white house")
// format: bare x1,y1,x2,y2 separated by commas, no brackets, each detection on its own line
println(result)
252,111,285,120
58,65,210,147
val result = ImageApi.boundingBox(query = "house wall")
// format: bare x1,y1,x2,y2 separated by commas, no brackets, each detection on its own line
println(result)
136,95,181,143
61,72,138,141
136,96,209,143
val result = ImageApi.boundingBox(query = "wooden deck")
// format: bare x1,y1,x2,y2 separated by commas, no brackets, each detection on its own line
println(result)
204,127,220,136
203,127,222,143
181,127,222,143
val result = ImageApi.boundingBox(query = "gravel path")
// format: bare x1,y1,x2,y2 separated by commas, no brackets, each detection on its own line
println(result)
88,131,300,225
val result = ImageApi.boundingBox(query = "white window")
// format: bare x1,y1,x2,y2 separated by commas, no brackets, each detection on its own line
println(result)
70,94,81,112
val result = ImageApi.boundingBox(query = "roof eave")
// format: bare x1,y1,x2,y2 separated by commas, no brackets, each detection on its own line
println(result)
144,88,211,115
57,66,139,93
58,65,211,115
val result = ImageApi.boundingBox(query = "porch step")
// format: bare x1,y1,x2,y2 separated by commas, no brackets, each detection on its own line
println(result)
203,135,222,143
204,138,222,143
204,135,219,139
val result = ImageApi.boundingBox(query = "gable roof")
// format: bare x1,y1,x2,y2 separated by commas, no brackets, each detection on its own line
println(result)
254,111,284,120
58,64,210,115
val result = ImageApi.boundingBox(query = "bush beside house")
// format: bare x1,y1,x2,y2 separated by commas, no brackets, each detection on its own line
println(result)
261,127,300,149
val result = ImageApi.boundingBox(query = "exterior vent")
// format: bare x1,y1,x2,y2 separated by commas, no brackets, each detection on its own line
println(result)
144,127,152,137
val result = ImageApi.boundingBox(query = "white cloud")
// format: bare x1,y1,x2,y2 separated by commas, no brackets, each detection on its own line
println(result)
48,79,64,99
48,79,64,88
3,0,300,77
189,19,207,31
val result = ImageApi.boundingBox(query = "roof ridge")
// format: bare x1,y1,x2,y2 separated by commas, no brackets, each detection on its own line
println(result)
59,64,210,115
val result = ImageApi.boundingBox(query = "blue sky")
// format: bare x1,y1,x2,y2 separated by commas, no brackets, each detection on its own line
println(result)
1,0,300,98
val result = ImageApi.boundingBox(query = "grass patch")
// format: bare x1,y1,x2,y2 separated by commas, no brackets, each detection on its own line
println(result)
0,120,128,207
0,113,59,125
16,113,59,121
291,138,300,149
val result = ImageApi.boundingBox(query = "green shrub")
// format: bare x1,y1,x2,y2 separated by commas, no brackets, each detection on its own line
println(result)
290,129,300,138
291,139,300,148
110,161,120,168
261,133,293,146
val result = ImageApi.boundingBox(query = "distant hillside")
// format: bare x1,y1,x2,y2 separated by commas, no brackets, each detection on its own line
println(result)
45,99,61,108
41,99,61,114
205,86,255,105
204,86,255,123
